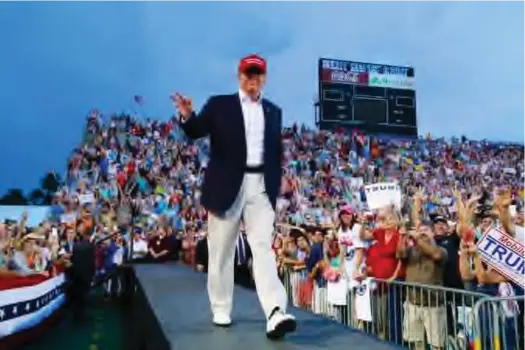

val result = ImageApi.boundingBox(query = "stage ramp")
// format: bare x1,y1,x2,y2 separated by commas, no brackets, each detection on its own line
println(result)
129,264,402,350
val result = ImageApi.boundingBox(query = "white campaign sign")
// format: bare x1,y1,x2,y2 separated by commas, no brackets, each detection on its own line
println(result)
476,227,524,288
355,278,373,322
327,278,347,306
78,193,95,205
364,182,402,210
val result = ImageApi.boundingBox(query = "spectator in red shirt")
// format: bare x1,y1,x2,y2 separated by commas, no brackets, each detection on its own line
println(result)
361,206,404,343
361,207,403,281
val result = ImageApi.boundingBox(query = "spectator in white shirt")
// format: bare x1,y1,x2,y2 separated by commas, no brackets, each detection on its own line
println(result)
132,231,148,260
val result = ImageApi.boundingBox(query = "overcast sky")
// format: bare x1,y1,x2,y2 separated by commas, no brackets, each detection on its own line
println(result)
0,1,523,194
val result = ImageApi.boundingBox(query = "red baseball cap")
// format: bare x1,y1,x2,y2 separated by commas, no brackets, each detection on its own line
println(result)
239,54,266,74
339,205,354,216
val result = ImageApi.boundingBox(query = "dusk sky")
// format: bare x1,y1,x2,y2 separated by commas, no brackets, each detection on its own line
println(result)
0,1,523,195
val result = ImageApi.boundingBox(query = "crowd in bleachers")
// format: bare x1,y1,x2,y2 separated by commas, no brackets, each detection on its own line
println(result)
0,108,523,348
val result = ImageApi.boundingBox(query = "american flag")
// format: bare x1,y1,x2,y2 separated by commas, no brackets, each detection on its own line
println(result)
134,95,144,105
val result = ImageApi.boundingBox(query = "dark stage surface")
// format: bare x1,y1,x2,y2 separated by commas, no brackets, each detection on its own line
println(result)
132,264,402,350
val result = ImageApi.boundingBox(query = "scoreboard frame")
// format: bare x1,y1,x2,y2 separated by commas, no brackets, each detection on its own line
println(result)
317,58,418,137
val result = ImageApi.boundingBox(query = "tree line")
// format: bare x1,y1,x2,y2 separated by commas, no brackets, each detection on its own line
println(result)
0,172,61,206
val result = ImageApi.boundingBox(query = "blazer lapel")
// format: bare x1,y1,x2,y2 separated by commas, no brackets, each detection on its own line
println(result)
232,93,247,153
262,99,273,155
232,93,246,134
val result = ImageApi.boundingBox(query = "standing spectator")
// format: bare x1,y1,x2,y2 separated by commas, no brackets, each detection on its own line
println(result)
131,229,148,261
336,206,366,325
432,213,465,339
69,228,96,323
101,235,120,300
10,234,47,276
166,227,181,261
432,215,462,289
360,206,403,341
60,227,76,256
323,232,346,322
305,229,326,315
281,233,305,307
397,221,447,350
147,227,171,263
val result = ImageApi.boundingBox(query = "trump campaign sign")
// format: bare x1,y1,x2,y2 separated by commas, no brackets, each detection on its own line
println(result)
364,182,402,210
476,227,524,288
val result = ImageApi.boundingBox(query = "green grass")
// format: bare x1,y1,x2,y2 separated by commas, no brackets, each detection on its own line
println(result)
23,289,123,350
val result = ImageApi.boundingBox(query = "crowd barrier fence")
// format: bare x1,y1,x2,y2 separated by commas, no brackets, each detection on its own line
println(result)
183,242,524,350
473,295,524,350
282,268,524,350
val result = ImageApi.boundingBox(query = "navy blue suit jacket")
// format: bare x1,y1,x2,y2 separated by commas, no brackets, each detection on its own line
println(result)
180,93,283,215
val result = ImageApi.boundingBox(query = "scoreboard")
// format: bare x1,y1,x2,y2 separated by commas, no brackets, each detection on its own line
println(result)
317,58,417,137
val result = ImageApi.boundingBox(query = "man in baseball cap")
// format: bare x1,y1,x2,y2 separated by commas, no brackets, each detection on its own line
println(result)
172,53,295,338
432,215,449,236
238,54,267,75
237,54,267,102
432,215,463,291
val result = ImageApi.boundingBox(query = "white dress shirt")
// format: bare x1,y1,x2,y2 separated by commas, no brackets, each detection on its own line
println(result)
239,89,265,167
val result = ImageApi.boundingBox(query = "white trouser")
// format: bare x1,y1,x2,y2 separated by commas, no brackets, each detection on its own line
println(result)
206,173,288,319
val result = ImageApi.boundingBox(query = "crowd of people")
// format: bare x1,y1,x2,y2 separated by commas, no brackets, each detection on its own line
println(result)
0,108,523,348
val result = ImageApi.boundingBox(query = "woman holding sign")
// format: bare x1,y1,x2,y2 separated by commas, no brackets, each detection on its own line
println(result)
360,205,404,342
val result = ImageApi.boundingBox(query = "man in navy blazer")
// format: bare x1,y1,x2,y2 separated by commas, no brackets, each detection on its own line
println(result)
172,54,295,339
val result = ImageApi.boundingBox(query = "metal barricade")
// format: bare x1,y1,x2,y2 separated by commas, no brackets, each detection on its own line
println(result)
369,279,487,350
282,268,495,350
473,295,524,350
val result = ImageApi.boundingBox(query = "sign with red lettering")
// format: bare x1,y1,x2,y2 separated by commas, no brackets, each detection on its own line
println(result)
477,227,524,288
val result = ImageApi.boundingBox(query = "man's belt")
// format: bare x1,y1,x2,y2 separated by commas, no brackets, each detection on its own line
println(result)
245,165,264,173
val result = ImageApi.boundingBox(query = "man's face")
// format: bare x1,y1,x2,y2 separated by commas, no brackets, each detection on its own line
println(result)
481,217,493,231
433,221,448,236
313,231,324,244
239,71,266,97
418,224,434,239
66,229,75,241
23,240,35,254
